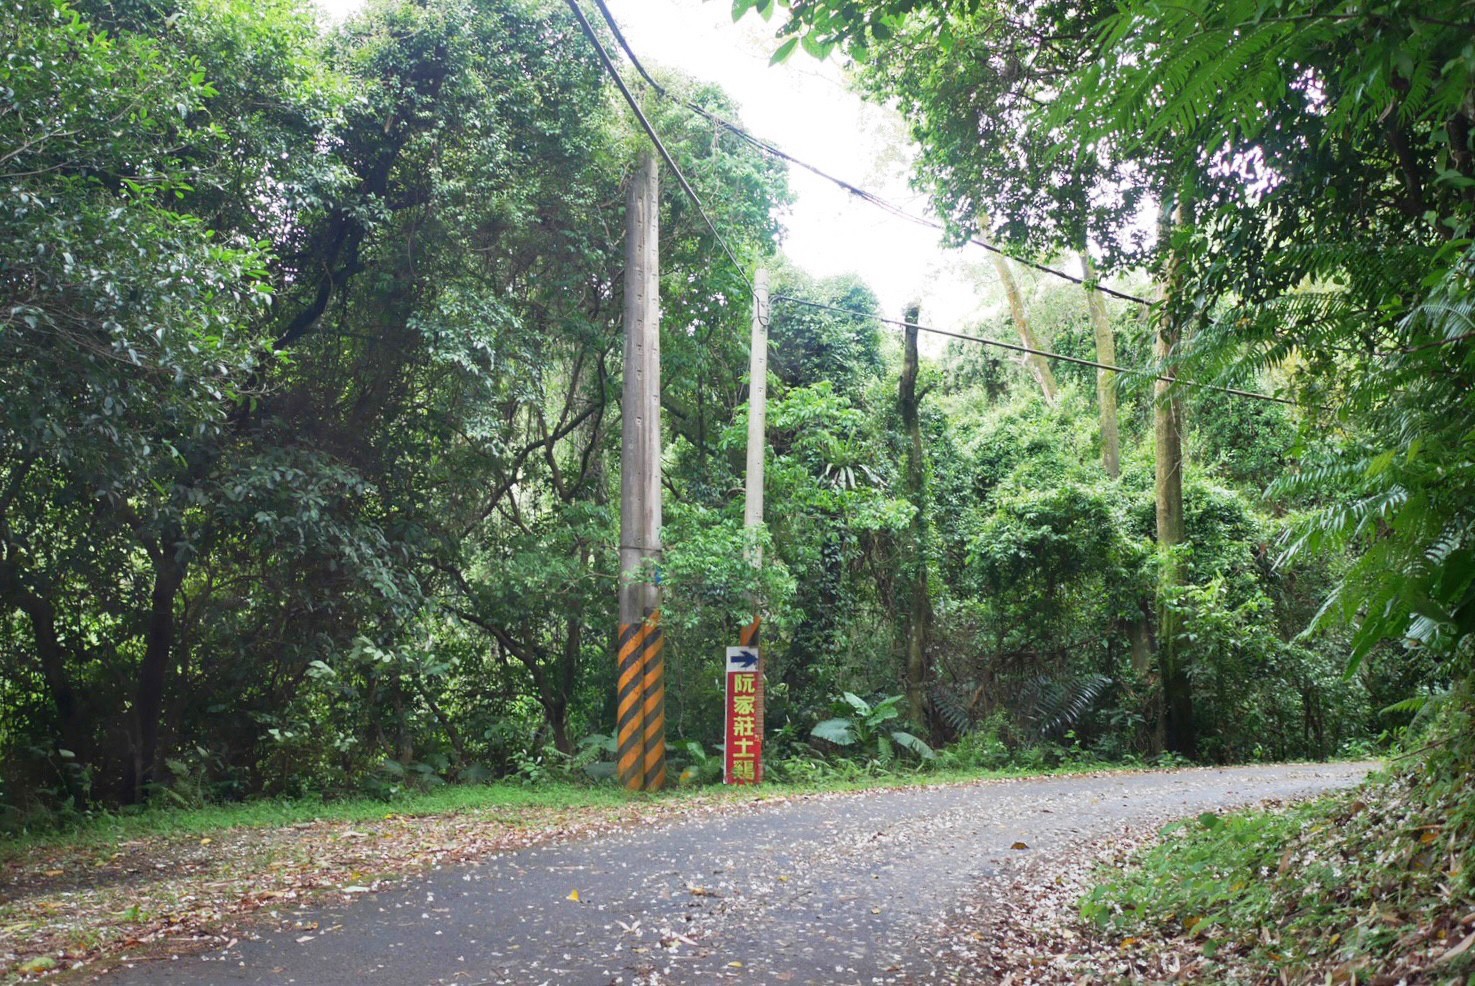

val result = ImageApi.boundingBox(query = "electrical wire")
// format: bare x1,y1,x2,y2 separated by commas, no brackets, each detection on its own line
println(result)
771,294,1306,407
575,0,1302,409
564,0,754,297
586,0,1153,308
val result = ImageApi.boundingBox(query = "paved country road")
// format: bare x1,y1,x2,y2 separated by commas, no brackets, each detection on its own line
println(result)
97,763,1373,986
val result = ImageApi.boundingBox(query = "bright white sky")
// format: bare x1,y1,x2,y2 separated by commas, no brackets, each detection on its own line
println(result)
314,0,992,331
599,0,987,329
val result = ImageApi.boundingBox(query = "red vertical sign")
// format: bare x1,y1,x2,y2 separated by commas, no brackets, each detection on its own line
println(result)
724,647,762,784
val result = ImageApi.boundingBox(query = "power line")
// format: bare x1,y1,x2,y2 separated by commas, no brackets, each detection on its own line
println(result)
563,0,753,296
578,0,1301,409
771,294,1305,407
585,0,1152,308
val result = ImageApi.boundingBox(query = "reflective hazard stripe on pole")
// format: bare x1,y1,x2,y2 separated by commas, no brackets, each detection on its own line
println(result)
616,611,663,791
615,618,650,791
640,611,665,791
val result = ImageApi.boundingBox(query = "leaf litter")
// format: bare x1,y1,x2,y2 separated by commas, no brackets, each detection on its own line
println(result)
0,794,773,983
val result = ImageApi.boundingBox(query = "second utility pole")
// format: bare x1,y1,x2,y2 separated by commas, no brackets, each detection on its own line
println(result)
737,268,770,783
617,149,665,792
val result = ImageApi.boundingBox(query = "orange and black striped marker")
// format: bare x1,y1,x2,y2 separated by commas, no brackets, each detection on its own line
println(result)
640,613,665,791
616,611,664,790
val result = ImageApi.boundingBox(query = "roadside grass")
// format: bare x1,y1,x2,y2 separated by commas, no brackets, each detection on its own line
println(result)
0,781,633,864
1080,742,1475,983
0,753,1192,864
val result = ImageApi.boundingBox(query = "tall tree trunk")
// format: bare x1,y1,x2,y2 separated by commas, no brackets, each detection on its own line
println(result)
1125,601,1163,754
1155,198,1195,760
978,216,1058,403
551,611,582,757
130,545,186,803
899,303,932,732
0,559,89,801
1080,250,1121,478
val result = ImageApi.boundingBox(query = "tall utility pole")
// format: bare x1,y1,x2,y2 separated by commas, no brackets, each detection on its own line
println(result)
736,268,770,783
743,270,770,548
617,150,664,792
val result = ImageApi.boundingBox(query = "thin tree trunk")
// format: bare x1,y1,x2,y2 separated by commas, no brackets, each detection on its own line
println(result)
0,560,89,800
1155,198,1195,760
552,611,582,757
1125,602,1162,754
1080,250,1121,478
1127,609,1154,677
899,303,932,732
978,215,1058,403
414,679,467,766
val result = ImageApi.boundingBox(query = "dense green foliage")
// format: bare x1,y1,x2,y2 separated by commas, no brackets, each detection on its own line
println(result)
4,0,1464,833
745,0,1474,976
1082,696,1475,981
0,0,789,815
753,0,1475,705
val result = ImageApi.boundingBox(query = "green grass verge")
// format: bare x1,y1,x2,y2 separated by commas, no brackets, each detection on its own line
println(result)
1081,755,1475,983
0,757,1176,863
0,781,635,862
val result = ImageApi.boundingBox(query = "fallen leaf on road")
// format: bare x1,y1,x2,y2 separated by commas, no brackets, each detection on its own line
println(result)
566,889,581,902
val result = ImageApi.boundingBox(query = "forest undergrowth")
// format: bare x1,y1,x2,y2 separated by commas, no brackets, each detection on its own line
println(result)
1080,695,1475,984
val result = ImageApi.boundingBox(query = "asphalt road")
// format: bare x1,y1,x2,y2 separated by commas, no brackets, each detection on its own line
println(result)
99,763,1373,986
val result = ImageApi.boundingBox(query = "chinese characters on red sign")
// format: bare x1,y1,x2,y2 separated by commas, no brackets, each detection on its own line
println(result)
724,647,762,784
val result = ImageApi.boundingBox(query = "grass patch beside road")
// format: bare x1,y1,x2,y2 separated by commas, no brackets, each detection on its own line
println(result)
0,781,634,865
0,755,1174,865
1081,752,1475,983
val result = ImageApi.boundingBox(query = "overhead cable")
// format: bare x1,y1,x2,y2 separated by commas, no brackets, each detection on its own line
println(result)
771,294,1305,407
564,0,754,296
577,0,1301,410
586,0,1152,308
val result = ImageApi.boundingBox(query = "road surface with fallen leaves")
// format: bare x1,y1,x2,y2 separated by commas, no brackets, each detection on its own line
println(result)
94,762,1372,986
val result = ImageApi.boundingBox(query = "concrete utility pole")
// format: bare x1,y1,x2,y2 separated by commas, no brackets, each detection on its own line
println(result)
743,270,770,546
617,150,665,792
736,268,770,783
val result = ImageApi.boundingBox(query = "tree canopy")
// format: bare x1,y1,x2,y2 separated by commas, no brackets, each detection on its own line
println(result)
2,0,1467,822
